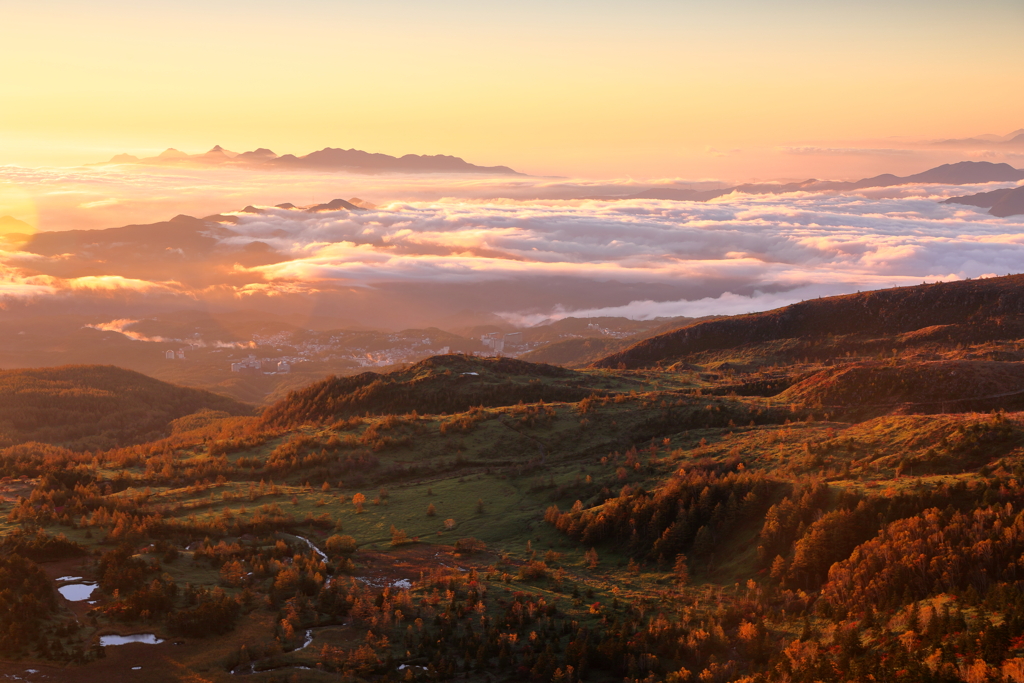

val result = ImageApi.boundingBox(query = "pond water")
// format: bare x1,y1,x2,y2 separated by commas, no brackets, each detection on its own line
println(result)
57,583,97,601
99,634,164,646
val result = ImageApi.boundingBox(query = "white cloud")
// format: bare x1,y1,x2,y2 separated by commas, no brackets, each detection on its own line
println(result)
1,167,1023,325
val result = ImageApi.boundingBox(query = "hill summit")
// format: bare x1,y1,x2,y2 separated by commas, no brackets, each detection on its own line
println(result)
261,354,607,427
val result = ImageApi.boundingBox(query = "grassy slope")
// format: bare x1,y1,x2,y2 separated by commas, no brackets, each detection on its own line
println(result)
6,341,1024,680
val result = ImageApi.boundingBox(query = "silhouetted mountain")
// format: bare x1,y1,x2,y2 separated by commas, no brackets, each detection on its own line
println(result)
157,148,190,159
271,147,519,174
306,198,364,212
14,214,285,286
991,188,1024,217
933,129,1024,147
0,216,34,235
99,145,521,175
607,161,1024,203
235,147,278,161
945,185,1024,217
892,161,1024,185
0,365,251,449
591,274,1024,369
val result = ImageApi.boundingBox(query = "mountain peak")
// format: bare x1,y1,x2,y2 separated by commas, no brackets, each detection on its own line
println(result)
157,148,189,159
0,215,34,234
204,145,238,158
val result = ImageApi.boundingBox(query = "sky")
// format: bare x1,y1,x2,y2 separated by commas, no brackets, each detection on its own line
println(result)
1,0,1024,334
3,0,1023,178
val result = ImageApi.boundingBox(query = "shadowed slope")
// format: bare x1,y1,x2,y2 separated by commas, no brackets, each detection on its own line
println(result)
0,365,252,449
777,360,1024,416
945,185,1024,217
591,274,1024,369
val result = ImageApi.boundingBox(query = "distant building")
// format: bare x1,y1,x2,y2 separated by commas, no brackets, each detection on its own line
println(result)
439,346,450,354
481,332,504,348
165,350,176,360
277,362,290,373
231,354,263,373
176,350,185,359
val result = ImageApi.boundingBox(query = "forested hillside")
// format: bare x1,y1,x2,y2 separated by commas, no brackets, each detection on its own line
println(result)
4,278,1024,682
593,274,1024,369
0,365,252,449
261,354,618,427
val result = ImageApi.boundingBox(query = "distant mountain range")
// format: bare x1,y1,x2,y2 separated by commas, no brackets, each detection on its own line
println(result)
945,185,1024,217
596,161,1024,203
100,145,521,175
931,128,1024,148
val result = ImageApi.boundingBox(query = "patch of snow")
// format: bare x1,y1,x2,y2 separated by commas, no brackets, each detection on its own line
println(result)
55,576,82,582
392,579,412,589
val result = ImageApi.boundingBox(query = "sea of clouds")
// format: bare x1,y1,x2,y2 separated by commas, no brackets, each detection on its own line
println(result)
1,163,1023,325
216,187,1024,322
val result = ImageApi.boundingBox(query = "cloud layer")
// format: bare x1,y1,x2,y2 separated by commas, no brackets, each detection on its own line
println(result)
2,169,1023,327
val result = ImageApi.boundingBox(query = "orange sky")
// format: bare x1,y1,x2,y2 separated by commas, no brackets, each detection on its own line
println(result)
1,0,1023,179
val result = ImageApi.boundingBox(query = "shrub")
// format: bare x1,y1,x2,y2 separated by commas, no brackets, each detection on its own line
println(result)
454,537,487,554
325,535,357,556
518,560,549,581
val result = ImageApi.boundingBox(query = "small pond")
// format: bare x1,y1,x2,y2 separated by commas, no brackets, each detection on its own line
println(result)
57,583,97,601
100,634,164,646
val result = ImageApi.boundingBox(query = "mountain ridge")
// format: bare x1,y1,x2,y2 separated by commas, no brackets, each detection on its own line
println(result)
590,274,1024,369
595,161,1024,203
944,184,1024,217
98,145,521,175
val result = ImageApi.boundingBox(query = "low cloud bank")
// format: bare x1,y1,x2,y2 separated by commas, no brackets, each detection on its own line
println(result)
2,176,1023,326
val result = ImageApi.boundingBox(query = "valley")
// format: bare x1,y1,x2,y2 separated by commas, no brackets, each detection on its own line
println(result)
3,276,1024,681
